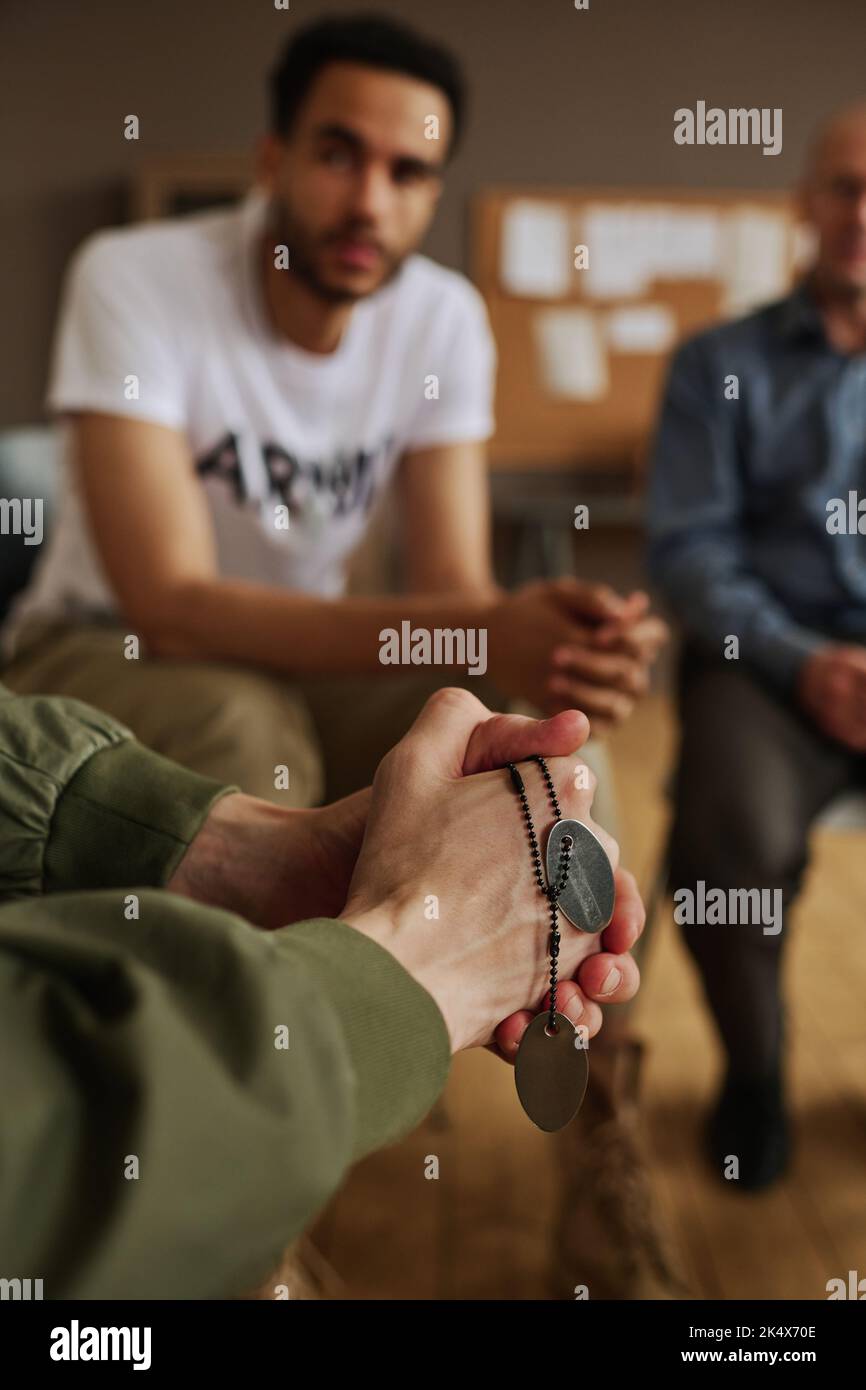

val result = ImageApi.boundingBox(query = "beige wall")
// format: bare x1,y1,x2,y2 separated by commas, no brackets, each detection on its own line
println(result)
1,0,863,425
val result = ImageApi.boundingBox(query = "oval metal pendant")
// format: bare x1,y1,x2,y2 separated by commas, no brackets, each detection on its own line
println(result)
514,1011,589,1131
547,818,615,934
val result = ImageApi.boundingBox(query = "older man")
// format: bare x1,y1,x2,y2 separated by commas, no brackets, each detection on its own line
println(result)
648,104,866,1189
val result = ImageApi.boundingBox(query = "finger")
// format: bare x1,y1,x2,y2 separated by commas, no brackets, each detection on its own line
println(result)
604,616,669,661
549,644,649,696
618,591,651,623
615,615,669,650
833,720,866,753
637,613,670,647
549,577,629,624
824,699,866,748
401,686,494,778
541,980,604,1038
839,645,866,674
491,1010,534,1064
547,675,635,724
491,980,603,1065
841,712,866,742
574,950,640,1005
592,594,653,645
463,707,590,776
600,867,646,954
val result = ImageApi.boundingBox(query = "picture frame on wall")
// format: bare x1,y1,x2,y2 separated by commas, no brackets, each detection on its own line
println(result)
130,153,253,221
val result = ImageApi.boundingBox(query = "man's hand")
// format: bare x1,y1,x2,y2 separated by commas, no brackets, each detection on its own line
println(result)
169,691,642,1053
342,687,643,1054
168,705,599,929
492,865,645,1061
484,578,631,717
165,791,367,929
486,580,666,727
549,599,669,733
593,606,670,665
798,643,866,751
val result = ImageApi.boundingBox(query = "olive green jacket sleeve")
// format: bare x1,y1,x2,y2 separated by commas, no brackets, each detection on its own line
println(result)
0,683,233,898
0,684,451,1298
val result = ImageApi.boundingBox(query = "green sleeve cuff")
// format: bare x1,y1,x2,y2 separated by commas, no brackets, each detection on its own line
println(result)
274,918,452,1162
45,738,235,894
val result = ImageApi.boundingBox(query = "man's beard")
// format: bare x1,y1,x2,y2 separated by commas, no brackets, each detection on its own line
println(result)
268,195,403,305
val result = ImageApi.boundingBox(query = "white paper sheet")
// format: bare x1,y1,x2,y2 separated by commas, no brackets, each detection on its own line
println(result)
582,204,649,298
721,208,789,315
533,308,609,399
583,203,724,297
500,199,571,298
655,209,723,279
605,303,677,353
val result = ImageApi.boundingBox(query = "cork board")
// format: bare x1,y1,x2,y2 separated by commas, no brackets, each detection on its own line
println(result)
473,186,803,474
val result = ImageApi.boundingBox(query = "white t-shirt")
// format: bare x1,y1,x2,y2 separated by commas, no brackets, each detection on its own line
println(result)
4,187,496,653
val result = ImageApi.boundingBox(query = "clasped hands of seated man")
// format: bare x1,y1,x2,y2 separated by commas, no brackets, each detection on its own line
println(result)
169,687,645,1060
483,576,668,730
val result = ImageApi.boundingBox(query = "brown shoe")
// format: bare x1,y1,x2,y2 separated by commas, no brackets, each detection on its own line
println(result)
549,1033,691,1300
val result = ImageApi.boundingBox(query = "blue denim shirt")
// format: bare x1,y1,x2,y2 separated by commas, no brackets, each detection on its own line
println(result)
647,281,866,691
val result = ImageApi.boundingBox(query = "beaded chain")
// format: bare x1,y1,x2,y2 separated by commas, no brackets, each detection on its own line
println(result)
506,754,574,1031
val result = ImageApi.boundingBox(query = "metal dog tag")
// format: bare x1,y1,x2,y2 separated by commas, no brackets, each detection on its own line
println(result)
515,1011,589,1131
546,819,615,934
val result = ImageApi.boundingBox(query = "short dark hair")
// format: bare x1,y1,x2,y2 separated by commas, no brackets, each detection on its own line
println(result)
269,12,466,155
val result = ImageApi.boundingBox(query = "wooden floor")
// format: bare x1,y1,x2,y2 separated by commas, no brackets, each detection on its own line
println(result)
312,693,866,1300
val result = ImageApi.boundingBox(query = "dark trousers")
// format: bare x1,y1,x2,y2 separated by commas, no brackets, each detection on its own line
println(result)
667,645,866,1079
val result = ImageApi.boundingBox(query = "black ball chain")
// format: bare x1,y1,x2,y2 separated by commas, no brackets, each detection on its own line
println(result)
506,754,574,1031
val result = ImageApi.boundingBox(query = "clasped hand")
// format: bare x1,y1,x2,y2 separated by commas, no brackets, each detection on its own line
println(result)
170,688,645,1059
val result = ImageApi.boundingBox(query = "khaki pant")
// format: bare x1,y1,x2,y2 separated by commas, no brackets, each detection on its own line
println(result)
2,621,620,836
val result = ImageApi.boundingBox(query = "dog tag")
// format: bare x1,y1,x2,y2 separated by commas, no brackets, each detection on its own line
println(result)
547,819,615,934
515,1011,589,1131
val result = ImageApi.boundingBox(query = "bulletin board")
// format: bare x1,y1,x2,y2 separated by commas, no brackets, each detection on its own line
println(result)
472,186,806,474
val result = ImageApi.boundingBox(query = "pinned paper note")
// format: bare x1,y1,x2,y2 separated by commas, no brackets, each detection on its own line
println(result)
721,208,789,315
605,304,676,353
655,209,722,279
582,203,724,297
533,308,609,400
582,204,649,298
500,200,571,298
